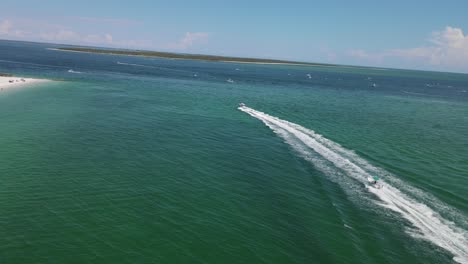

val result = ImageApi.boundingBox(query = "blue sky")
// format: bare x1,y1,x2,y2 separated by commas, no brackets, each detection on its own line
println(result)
1,0,468,73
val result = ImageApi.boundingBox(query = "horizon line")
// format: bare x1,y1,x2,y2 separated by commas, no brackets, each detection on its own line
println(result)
1,38,467,76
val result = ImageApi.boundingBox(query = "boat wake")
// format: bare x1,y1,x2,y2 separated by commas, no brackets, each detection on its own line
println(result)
67,69,82,74
117,61,151,68
239,105,468,263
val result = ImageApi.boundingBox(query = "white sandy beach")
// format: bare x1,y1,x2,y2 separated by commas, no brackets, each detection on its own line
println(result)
0,76,49,91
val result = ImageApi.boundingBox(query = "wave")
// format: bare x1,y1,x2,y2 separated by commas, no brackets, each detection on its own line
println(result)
67,69,82,74
239,105,468,263
116,61,151,68
402,90,431,96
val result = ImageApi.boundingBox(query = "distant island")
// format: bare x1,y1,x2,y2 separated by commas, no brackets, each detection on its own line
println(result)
54,47,336,66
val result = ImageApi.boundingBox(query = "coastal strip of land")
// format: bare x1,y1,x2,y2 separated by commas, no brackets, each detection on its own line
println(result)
0,73,49,91
52,47,337,67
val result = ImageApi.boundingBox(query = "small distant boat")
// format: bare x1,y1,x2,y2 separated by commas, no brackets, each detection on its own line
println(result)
372,83,377,87
227,78,234,83
306,73,312,79
239,103,245,107
367,176,383,189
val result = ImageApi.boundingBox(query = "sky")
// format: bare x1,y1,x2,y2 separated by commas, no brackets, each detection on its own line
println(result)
1,0,468,73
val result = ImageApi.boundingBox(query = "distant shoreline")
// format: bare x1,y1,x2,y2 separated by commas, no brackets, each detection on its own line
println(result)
51,47,338,67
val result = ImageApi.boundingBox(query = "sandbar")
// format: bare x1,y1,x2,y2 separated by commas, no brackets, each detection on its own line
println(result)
0,76,49,91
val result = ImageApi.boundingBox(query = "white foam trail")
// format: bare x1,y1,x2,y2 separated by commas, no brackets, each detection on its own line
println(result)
239,106,468,263
117,61,150,67
67,69,82,74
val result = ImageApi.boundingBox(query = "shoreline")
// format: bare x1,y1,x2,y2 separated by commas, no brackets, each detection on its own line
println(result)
50,47,390,70
49,47,338,67
0,76,50,91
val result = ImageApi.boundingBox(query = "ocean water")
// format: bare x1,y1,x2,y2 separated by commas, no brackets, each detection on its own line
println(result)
0,40,467,263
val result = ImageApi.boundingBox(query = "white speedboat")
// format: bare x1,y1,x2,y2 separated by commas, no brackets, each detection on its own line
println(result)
367,176,383,189
239,103,246,107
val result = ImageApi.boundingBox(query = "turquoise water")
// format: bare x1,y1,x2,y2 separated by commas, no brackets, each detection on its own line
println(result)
1,40,467,263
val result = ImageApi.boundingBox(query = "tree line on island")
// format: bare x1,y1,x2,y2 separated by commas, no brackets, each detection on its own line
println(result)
56,47,337,66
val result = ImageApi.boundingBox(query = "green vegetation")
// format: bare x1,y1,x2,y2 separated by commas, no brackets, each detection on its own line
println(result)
56,47,336,66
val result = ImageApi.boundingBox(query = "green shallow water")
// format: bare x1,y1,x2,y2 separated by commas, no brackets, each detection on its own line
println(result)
0,40,467,263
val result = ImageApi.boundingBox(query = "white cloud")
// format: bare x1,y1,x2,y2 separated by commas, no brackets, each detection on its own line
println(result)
168,32,210,50
83,33,114,44
349,26,468,72
393,26,468,66
317,46,338,63
105,34,113,43
181,32,209,49
348,49,383,62
40,29,80,42
431,26,468,49
39,30,114,45
115,39,153,49
0,18,208,51
0,20,28,38
0,18,143,48
0,20,12,35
